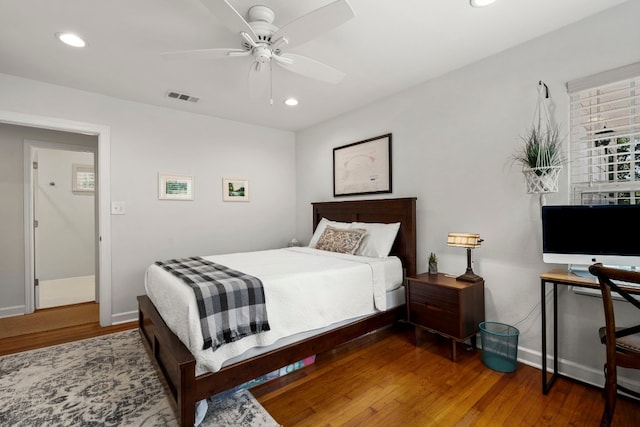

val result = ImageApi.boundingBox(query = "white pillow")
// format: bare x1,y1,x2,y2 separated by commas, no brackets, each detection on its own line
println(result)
352,222,401,258
308,217,352,248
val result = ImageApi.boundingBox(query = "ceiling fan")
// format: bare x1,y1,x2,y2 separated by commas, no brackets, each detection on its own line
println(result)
163,0,355,95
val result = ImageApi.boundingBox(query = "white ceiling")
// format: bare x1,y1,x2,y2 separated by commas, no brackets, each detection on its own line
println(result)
0,0,629,131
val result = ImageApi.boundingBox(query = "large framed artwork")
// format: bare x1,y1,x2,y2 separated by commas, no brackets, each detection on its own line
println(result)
158,173,194,200
333,133,392,197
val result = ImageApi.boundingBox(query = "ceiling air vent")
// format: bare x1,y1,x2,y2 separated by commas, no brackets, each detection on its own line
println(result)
166,91,200,103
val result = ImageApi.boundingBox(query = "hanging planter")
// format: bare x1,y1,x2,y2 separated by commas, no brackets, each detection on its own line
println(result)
523,166,562,194
513,81,565,195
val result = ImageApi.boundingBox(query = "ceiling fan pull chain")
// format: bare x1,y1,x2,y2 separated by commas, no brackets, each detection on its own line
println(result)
270,61,274,105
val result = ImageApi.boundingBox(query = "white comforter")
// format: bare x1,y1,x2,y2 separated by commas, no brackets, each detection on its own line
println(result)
144,247,402,375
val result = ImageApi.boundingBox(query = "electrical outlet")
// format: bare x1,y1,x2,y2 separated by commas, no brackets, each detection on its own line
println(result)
111,201,126,215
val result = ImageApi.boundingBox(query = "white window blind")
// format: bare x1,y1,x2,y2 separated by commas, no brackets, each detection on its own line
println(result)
568,64,640,205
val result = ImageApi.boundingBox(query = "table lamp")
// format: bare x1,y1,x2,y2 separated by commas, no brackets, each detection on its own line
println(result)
447,233,483,282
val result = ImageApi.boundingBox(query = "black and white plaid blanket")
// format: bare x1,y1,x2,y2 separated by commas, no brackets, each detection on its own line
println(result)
155,256,270,350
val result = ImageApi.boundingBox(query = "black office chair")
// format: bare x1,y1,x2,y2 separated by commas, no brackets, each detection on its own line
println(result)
588,264,640,426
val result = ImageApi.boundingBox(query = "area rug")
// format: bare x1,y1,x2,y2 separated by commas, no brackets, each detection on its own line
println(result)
0,330,280,426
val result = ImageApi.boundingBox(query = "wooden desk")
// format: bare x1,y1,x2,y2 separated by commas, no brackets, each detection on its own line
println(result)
540,269,640,394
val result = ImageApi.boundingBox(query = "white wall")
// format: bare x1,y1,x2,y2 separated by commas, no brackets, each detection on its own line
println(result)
0,76,296,321
295,1,640,387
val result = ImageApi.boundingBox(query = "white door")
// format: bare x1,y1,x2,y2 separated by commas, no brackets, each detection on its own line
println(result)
31,155,40,309
32,147,96,309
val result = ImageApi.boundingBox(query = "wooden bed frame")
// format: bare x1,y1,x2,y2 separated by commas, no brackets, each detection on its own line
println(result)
138,197,417,426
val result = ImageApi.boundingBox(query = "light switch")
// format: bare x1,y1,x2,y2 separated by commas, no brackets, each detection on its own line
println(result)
111,201,126,215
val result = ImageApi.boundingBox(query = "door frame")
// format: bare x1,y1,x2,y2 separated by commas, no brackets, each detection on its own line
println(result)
26,142,98,310
1,110,112,327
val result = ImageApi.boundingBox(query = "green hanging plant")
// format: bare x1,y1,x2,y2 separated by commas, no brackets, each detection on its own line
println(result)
513,124,565,175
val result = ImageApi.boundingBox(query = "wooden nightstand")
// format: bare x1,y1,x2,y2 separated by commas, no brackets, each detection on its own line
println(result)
406,272,485,361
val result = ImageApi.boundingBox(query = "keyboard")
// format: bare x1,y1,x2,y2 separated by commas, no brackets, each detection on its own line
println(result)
612,279,640,291
568,267,640,299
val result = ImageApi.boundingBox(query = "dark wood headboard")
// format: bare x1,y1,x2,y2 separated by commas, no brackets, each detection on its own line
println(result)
311,198,417,277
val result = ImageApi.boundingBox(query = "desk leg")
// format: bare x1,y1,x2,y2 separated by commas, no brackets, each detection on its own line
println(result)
541,278,548,393
553,282,559,383
541,279,559,394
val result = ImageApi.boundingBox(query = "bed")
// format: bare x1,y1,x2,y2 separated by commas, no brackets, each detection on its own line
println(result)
138,197,417,426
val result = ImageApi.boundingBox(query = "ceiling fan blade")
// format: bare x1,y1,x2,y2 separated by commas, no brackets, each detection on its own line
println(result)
275,53,345,84
200,0,258,40
247,61,271,99
272,0,355,49
161,48,250,60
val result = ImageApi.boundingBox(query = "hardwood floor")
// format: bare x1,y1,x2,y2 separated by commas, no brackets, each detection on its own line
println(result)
0,302,99,339
252,324,638,427
0,302,136,356
1,310,637,426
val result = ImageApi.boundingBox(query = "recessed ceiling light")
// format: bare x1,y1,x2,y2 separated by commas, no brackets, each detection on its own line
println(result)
56,32,87,48
470,0,497,7
284,98,299,106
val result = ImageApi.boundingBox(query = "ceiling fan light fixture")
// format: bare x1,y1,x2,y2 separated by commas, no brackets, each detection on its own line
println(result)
470,0,497,7
284,98,299,106
168,0,354,93
56,32,87,48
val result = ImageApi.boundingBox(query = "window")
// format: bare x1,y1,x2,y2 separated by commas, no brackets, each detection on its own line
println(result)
567,63,640,205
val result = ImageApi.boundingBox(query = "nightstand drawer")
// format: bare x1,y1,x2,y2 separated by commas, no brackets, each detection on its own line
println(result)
409,301,458,336
408,282,457,313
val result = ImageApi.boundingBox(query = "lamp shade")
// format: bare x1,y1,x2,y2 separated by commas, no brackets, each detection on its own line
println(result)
447,233,482,248
447,233,484,282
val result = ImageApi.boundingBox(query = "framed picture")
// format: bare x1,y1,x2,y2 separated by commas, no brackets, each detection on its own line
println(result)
159,173,194,200
333,133,392,197
72,164,95,194
223,178,249,202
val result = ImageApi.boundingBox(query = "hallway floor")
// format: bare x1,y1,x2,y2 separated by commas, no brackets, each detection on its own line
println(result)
0,302,136,357
0,302,99,340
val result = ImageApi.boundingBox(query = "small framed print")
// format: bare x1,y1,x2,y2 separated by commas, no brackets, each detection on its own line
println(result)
72,164,95,194
223,178,249,202
159,173,194,200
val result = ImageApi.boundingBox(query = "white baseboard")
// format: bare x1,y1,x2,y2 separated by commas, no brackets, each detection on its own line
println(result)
516,344,640,393
111,310,137,325
0,305,26,319
516,344,603,388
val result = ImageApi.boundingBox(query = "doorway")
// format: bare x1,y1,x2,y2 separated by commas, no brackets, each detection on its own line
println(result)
31,146,96,309
0,110,113,327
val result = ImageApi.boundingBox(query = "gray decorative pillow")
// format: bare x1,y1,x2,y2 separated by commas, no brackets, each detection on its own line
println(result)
315,225,367,255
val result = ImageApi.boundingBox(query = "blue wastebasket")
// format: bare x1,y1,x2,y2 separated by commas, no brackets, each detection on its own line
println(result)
479,321,519,373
